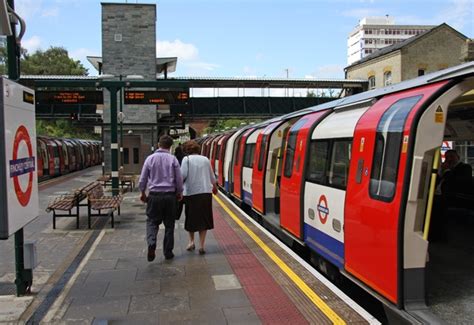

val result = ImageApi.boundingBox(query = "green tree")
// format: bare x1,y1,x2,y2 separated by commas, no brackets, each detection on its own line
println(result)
204,118,262,135
36,120,99,139
21,47,87,75
0,38,7,75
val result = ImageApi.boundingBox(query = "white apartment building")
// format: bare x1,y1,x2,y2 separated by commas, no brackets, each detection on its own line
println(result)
347,16,433,65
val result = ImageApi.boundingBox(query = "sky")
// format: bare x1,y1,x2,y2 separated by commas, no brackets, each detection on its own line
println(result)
11,0,474,79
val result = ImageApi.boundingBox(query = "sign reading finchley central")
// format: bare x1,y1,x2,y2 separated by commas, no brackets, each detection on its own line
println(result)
0,78,39,239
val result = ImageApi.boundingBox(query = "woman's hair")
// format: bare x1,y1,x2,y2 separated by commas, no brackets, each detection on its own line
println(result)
183,140,201,155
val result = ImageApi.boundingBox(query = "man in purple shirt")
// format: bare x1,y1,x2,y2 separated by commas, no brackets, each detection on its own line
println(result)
139,135,183,261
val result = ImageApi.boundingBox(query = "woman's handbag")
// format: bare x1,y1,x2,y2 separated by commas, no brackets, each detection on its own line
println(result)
176,156,190,220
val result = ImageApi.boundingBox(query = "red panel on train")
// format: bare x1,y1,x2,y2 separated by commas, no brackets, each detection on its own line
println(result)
344,81,449,304
280,111,329,239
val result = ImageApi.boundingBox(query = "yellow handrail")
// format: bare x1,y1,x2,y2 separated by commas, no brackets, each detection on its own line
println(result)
274,147,282,186
423,148,441,241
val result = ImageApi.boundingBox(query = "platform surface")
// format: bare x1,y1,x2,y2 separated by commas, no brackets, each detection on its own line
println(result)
0,167,378,324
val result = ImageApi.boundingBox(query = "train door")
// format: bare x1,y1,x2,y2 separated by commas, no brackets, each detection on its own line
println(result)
302,107,368,270
37,139,49,176
233,128,254,200
36,143,44,178
242,128,262,206
217,134,231,188
252,122,279,214
211,135,223,173
225,129,245,193
400,77,474,320
280,112,330,239
53,139,66,175
48,140,60,176
345,81,451,305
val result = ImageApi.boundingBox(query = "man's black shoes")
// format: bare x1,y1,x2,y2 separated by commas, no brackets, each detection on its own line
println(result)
164,252,174,260
147,245,156,262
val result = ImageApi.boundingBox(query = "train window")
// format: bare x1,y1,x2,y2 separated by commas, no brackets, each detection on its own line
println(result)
123,148,129,164
258,134,269,171
283,119,307,178
370,95,422,201
234,138,242,165
328,140,352,189
243,144,256,168
284,132,298,177
306,140,329,184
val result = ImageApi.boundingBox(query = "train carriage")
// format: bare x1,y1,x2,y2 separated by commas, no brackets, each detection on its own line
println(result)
208,62,474,323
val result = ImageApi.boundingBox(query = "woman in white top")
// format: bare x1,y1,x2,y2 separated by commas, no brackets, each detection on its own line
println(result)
181,140,217,254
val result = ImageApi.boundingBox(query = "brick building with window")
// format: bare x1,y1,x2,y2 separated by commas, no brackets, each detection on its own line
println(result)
345,23,472,90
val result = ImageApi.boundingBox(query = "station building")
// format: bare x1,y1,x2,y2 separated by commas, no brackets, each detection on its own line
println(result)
90,3,179,174
345,23,473,90
347,16,433,65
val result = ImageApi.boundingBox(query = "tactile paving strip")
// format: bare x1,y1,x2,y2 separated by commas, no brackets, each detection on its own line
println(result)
212,198,370,324
213,206,310,324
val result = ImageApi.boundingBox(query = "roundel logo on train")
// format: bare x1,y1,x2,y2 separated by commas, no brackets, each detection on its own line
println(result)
10,125,36,207
317,195,329,224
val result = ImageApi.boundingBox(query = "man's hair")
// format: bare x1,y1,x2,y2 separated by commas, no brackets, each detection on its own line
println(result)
183,140,201,155
159,135,174,149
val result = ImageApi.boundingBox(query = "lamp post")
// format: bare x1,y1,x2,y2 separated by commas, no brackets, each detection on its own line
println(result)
119,75,123,169
6,0,32,296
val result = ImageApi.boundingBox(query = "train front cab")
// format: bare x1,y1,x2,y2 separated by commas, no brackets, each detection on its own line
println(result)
342,69,474,322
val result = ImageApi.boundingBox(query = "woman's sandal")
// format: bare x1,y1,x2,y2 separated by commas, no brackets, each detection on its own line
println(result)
199,248,206,255
186,244,195,251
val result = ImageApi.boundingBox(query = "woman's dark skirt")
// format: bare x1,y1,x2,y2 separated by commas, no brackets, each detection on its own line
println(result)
184,193,214,232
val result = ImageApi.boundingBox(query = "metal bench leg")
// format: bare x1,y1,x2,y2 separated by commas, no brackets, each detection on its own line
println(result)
88,203,91,229
53,211,56,229
111,211,114,228
118,205,121,216
76,200,80,229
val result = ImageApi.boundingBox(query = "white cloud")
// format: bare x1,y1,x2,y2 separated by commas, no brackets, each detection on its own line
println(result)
156,39,220,75
15,0,43,20
341,8,382,19
69,47,100,75
22,36,42,53
310,64,345,79
41,7,60,17
186,61,219,71
156,39,198,61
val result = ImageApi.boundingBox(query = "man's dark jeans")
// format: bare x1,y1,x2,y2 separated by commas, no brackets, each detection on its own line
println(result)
146,192,177,257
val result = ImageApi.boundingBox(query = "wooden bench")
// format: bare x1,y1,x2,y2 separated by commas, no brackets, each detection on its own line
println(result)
87,185,123,228
46,182,102,229
97,169,135,193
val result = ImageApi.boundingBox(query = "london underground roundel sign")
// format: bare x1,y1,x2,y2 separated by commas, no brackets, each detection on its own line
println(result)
317,195,329,224
10,125,35,207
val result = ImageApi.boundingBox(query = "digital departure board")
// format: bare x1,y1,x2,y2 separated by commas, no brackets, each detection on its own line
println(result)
124,90,189,105
36,91,104,105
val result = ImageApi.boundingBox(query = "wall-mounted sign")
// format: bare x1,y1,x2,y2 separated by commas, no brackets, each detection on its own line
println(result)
124,90,189,105
0,78,39,239
36,91,104,105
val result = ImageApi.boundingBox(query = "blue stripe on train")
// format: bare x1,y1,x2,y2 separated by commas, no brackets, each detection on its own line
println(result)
242,190,252,206
304,223,344,269
224,181,229,192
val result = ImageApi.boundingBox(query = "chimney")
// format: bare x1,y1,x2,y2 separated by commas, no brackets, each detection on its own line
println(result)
462,39,474,62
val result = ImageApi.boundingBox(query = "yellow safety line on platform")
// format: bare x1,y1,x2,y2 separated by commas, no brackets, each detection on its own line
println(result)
214,194,346,325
